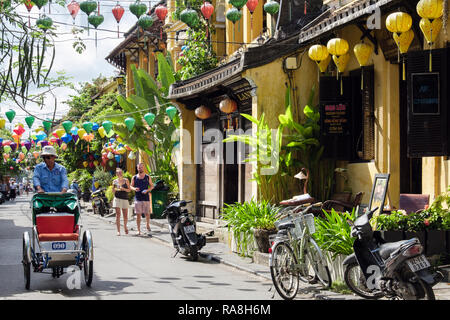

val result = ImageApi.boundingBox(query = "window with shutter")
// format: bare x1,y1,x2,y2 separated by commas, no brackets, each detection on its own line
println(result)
406,48,448,157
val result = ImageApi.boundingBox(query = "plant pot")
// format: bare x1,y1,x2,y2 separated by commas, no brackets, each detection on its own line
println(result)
253,229,277,253
324,251,347,283
380,230,404,242
426,230,447,256
404,231,426,248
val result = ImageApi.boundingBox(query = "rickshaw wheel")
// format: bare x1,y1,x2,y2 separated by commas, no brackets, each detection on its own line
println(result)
22,232,31,290
82,231,93,287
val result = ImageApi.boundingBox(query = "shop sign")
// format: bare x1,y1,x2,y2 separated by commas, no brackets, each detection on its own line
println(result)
321,102,350,135
412,73,440,115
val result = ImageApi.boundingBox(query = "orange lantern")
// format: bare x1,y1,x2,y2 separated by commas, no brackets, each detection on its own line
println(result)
219,98,237,130
195,105,212,120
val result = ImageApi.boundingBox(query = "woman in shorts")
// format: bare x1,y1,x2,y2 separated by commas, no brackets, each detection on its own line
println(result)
112,168,131,236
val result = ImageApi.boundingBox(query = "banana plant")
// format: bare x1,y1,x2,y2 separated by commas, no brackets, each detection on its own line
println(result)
111,52,179,192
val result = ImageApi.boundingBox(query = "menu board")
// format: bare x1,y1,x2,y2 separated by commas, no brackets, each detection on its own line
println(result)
412,73,440,115
321,102,350,135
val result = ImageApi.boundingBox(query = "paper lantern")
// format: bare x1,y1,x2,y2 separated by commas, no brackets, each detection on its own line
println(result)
0,119,5,129
308,44,330,74
10,142,17,151
201,2,214,37
165,106,178,120
82,121,94,133
92,122,99,131
43,119,52,131
263,0,280,15
62,120,73,134
129,0,147,19
82,133,94,143
5,109,16,123
354,42,374,89
180,8,199,28
55,128,65,138
25,116,35,129
386,12,413,80
33,151,40,159
112,3,124,37
61,143,67,151
219,98,237,114
195,105,212,120
417,0,444,72
144,112,155,126
318,55,331,73
77,128,87,138
61,133,73,143
13,125,25,136
124,117,136,131
128,151,136,160
327,38,349,95
67,1,80,24
102,121,113,133
72,134,79,143
83,161,88,168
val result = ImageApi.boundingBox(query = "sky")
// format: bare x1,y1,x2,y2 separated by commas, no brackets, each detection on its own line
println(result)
5,0,159,131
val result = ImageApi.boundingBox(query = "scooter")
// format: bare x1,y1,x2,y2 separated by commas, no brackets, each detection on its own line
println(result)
343,207,443,300
161,200,210,261
91,188,109,217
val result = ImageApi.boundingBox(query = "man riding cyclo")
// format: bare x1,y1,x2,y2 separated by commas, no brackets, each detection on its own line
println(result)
33,146,69,193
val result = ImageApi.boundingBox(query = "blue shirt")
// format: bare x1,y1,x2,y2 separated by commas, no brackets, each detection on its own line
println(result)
33,162,69,192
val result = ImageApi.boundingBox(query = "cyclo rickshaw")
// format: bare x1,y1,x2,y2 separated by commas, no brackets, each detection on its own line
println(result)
22,192,93,290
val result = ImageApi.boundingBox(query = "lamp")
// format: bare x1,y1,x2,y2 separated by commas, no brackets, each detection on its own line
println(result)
327,38,349,95
386,11,413,80
219,97,237,130
354,42,373,90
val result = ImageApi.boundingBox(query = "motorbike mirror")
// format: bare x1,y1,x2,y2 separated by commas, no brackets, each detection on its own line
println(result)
368,207,379,219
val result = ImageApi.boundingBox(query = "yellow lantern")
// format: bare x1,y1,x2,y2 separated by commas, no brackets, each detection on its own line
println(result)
327,38,349,95
195,105,212,120
0,118,5,129
417,0,444,72
354,42,374,90
386,11,413,80
318,54,331,73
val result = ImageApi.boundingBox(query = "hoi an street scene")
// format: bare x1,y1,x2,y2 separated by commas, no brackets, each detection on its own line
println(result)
1,0,450,304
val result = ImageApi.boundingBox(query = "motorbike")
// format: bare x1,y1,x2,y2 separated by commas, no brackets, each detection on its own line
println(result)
343,207,443,300
91,188,109,217
161,200,210,261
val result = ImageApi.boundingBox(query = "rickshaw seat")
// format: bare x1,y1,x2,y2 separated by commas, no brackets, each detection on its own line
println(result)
36,213,79,242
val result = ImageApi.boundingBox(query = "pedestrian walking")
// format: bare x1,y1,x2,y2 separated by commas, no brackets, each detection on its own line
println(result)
112,168,131,236
131,163,154,236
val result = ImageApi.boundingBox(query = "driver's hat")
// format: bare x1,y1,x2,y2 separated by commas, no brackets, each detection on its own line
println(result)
41,146,58,158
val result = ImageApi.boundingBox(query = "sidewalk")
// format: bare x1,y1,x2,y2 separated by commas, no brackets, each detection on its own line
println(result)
83,204,450,300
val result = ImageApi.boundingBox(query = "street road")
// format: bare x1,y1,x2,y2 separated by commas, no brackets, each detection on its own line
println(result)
0,194,275,300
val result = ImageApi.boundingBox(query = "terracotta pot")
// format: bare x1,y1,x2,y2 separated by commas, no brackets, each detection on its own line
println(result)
253,229,277,253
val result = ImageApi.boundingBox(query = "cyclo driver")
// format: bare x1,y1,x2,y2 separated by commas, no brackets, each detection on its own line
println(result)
33,146,69,193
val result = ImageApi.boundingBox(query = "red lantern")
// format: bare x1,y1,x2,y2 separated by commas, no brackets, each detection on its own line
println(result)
112,3,125,38
155,5,168,21
24,0,33,27
201,2,214,38
219,98,237,114
67,1,80,24
246,0,258,13
155,5,168,39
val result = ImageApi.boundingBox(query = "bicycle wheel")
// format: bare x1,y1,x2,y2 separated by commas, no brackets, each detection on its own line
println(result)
295,239,316,284
270,242,299,300
305,238,332,288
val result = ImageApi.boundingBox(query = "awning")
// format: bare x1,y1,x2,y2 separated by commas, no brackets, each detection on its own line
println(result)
297,0,397,44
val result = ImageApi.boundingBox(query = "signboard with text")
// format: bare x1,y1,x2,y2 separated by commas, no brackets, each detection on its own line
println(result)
321,102,351,135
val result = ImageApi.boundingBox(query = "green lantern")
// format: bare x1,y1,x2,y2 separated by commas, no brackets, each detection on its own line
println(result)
5,109,16,123
43,119,52,131
82,121,94,133
124,117,136,131
180,8,199,28
138,15,154,29
88,14,104,29
102,120,113,134
62,120,73,134
229,0,248,10
263,0,280,15
33,0,49,10
144,112,155,126
80,0,97,16
129,0,148,19
226,7,243,24
165,106,178,120
36,15,53,30
25,116,35,129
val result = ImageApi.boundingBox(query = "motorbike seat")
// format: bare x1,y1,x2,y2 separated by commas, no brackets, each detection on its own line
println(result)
379,239,417,260
277,222,295,231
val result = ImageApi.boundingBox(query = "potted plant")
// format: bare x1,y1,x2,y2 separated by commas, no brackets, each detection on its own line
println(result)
221,199,280,256
404,211,427,248
79,171,93,202
375,210,407,242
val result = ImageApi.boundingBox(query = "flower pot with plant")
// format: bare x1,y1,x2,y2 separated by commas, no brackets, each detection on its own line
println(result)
404,211,426,249
79,171,93,202
375,210,408,242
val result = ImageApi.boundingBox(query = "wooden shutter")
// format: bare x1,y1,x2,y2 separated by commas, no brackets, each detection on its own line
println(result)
361,66,375,160
406,48,448,157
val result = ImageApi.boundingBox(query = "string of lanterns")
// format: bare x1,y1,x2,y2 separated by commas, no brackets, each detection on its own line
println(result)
308,0,445,90
0,106,179,169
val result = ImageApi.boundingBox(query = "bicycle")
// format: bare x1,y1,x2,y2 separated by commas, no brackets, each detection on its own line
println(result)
269,205,332,300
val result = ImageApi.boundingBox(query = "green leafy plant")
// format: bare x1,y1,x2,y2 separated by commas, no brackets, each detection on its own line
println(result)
78,170,93,193
220,199,281,257
313,209,357,260
375,210,409,231
93,168,112,189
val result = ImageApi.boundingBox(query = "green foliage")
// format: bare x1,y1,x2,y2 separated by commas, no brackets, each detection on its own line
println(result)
93,168,112,189
376,210,409,231
221,199,281,257
78,170,93,192
313,209,357,260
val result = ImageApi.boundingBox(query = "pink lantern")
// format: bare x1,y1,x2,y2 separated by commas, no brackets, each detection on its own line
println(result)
112,3,125,38
24,0,33,27
201,2,214,38
67,1,80,24
246,0,258,13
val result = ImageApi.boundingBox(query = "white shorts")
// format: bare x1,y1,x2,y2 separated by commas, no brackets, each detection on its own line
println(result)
113,198,129,210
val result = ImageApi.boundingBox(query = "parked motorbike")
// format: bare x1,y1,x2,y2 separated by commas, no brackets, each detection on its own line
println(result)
91,188,109,217
343,207,443,300
161,200,209,261
0,192,6,204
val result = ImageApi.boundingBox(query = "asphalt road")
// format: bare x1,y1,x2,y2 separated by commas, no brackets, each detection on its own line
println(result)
0,194,276,300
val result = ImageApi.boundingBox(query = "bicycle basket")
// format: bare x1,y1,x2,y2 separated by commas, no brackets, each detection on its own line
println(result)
291,213,315,239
